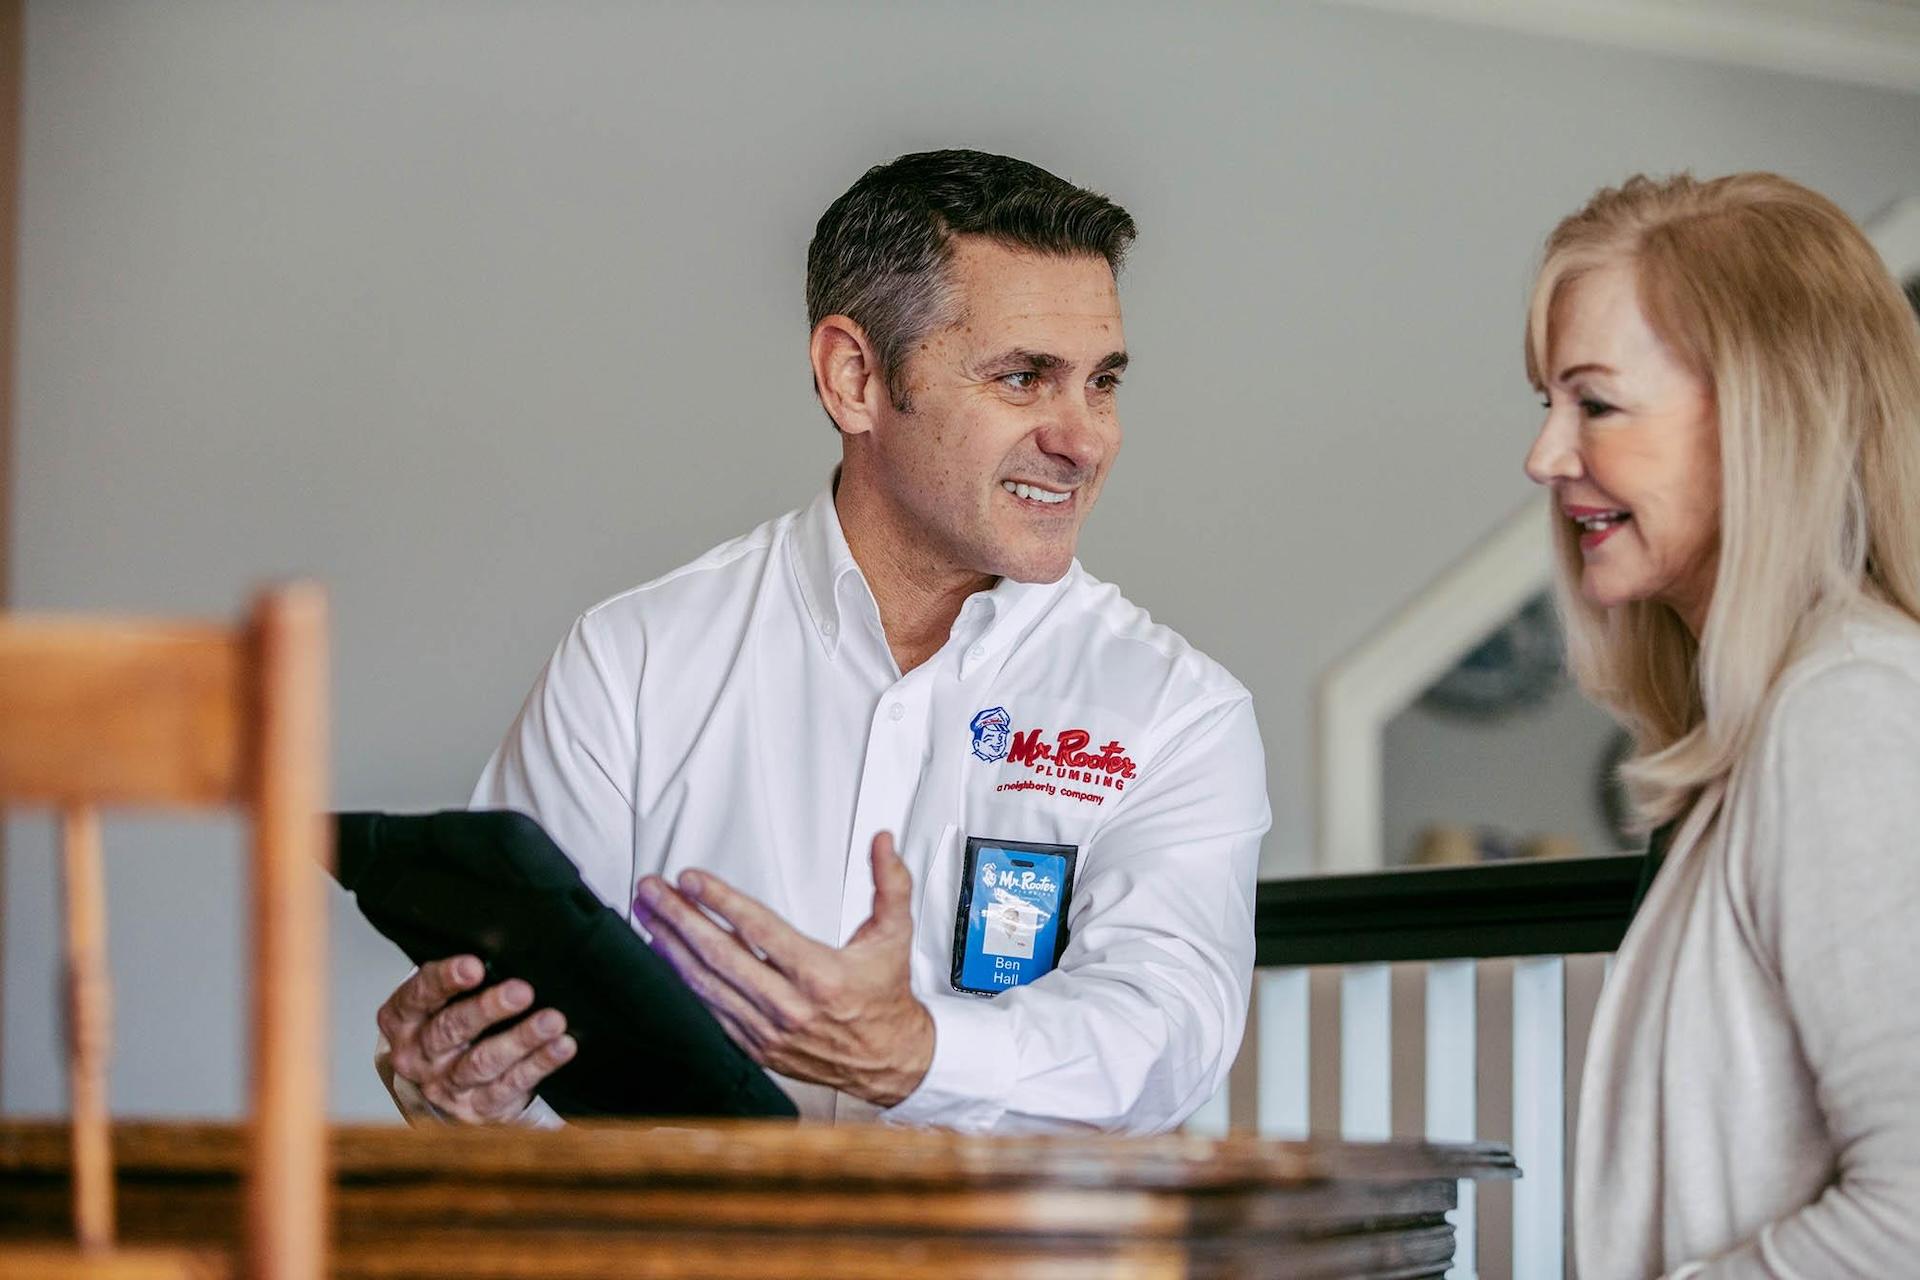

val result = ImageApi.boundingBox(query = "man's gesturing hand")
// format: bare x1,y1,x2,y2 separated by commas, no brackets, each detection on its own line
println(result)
374,955,576,1124
633,831,935,1108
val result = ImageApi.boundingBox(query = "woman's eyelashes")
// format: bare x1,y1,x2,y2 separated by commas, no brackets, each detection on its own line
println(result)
1540,389,1620,419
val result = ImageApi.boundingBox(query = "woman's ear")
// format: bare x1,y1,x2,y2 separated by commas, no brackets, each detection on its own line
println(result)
810,316,883,437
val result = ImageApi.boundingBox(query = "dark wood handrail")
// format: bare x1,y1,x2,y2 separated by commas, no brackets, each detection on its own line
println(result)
0,1119,1519,1280
1254,854,1644,967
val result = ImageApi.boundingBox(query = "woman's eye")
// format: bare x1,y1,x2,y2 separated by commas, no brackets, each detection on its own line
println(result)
1580,397,1616,418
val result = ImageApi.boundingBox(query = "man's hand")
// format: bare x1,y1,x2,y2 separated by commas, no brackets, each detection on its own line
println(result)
633,831,934,1108
374,955,576,1124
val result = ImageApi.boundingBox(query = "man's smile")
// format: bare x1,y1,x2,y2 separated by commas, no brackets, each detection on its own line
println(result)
1000,479,1077,510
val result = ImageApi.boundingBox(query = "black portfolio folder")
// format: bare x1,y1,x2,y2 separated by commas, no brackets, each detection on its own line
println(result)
330,809,797,1119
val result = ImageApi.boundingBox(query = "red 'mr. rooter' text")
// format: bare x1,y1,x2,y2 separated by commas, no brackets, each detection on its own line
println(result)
1007,729,1136,790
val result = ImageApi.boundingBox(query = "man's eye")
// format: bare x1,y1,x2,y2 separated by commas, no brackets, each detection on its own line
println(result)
1091,374,1123,393
1001,371,1040,391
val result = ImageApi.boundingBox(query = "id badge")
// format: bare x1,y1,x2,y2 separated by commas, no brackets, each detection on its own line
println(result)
951,837,1078,997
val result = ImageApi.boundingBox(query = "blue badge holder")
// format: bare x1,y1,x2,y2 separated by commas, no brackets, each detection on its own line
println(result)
950,837,1078,997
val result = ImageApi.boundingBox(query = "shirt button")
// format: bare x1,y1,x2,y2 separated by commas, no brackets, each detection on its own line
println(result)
820,620,837,638
968,644,986,660
888,703,905,722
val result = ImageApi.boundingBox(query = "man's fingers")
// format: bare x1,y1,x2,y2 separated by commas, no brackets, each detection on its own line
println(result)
706,1004,767,1062
669,871,825,975
419,1078,475,1123
868,831,914,930
417,978,534,1059
847,831,914,946
387,955,486,1023
638,897,793,1041
470,1035,577,1118
446,1008,567,1089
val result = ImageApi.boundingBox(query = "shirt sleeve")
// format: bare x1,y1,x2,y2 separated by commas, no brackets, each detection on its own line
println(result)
470,609,640,913
882,694,1269,1135
1687,660,1920,1277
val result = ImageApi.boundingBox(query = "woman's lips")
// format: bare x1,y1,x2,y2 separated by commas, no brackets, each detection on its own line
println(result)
1580,521,1626,552
1565,503,1631,553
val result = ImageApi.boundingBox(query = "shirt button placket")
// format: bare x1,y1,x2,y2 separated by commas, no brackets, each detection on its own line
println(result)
831,686,926,1125
843,686,929,943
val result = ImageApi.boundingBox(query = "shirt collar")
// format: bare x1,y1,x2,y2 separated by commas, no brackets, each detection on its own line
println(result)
792,486,866,656
790,481,1072,664
952,570,1059,657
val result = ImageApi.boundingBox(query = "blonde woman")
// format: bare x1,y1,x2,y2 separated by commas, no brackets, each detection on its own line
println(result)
1525,173,1920,1278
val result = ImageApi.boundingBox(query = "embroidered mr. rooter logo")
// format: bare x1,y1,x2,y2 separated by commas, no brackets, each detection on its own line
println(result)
1007,728,1135,793
971,708,1138,807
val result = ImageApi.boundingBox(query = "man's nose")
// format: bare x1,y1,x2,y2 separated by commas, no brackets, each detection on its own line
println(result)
1524,412,1582,486
1037,393,1114,473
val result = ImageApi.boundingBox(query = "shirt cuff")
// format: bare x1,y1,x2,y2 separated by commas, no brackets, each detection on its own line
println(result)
516,1094,567,1131
878,995,1018,1132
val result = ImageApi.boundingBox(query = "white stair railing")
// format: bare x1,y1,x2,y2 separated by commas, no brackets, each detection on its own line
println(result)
1427,958,1479,1278
1184,855,1641,1280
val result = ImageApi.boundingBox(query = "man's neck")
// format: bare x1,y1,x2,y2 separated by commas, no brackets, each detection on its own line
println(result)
834,480,993,675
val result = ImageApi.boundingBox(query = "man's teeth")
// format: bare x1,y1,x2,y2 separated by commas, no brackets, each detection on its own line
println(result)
1575,512,1631,532
1003,481,1071,505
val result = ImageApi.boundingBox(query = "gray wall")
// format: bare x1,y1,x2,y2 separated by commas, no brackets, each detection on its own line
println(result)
5,1,1919,1119
1383,684,1628,868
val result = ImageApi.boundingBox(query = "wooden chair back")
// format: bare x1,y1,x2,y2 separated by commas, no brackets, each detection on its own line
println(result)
0,584,329,1280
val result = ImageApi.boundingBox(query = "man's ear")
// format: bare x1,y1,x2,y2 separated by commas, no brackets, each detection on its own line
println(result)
810,315,885,437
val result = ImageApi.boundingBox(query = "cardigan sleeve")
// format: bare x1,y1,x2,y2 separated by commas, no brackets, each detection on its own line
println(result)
1686,660,1920,1277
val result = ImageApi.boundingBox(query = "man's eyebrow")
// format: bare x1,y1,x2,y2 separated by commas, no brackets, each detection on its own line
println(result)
1554,362,1616,383
974,349,1130,377
985,349,1067,372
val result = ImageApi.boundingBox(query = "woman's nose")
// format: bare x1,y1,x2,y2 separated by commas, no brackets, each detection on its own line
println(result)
1525,414,1582,486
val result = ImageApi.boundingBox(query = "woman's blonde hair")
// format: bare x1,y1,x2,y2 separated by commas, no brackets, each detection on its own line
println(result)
1525,173,1920,830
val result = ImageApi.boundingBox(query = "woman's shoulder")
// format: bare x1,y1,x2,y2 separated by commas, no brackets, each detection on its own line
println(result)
1833,602,1920,672
1728,606,1920,920
1740,606,1920,801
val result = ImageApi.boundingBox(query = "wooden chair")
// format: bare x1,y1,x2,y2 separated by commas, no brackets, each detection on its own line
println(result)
0,585,330,1280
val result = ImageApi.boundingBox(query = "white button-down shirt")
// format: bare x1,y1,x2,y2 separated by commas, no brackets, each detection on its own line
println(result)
472,487,1270,1133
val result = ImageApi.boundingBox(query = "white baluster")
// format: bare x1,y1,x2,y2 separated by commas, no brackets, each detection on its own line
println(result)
1512,955,1566,1280
1426,960,1478,1280
1257,968,1310,1138
1185,1083,1230,1136
1340,963,1391,1141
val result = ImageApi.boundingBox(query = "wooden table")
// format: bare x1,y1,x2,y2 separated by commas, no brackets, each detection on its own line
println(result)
0,1120,1516,1279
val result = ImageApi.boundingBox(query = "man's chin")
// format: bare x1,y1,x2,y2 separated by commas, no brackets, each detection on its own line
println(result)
991,547,1077,585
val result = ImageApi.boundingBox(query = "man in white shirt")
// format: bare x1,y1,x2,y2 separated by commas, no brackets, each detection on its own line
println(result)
375,149,1270,1133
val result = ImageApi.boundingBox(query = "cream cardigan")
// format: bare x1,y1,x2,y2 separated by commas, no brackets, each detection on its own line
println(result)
1575,607,1920,1278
